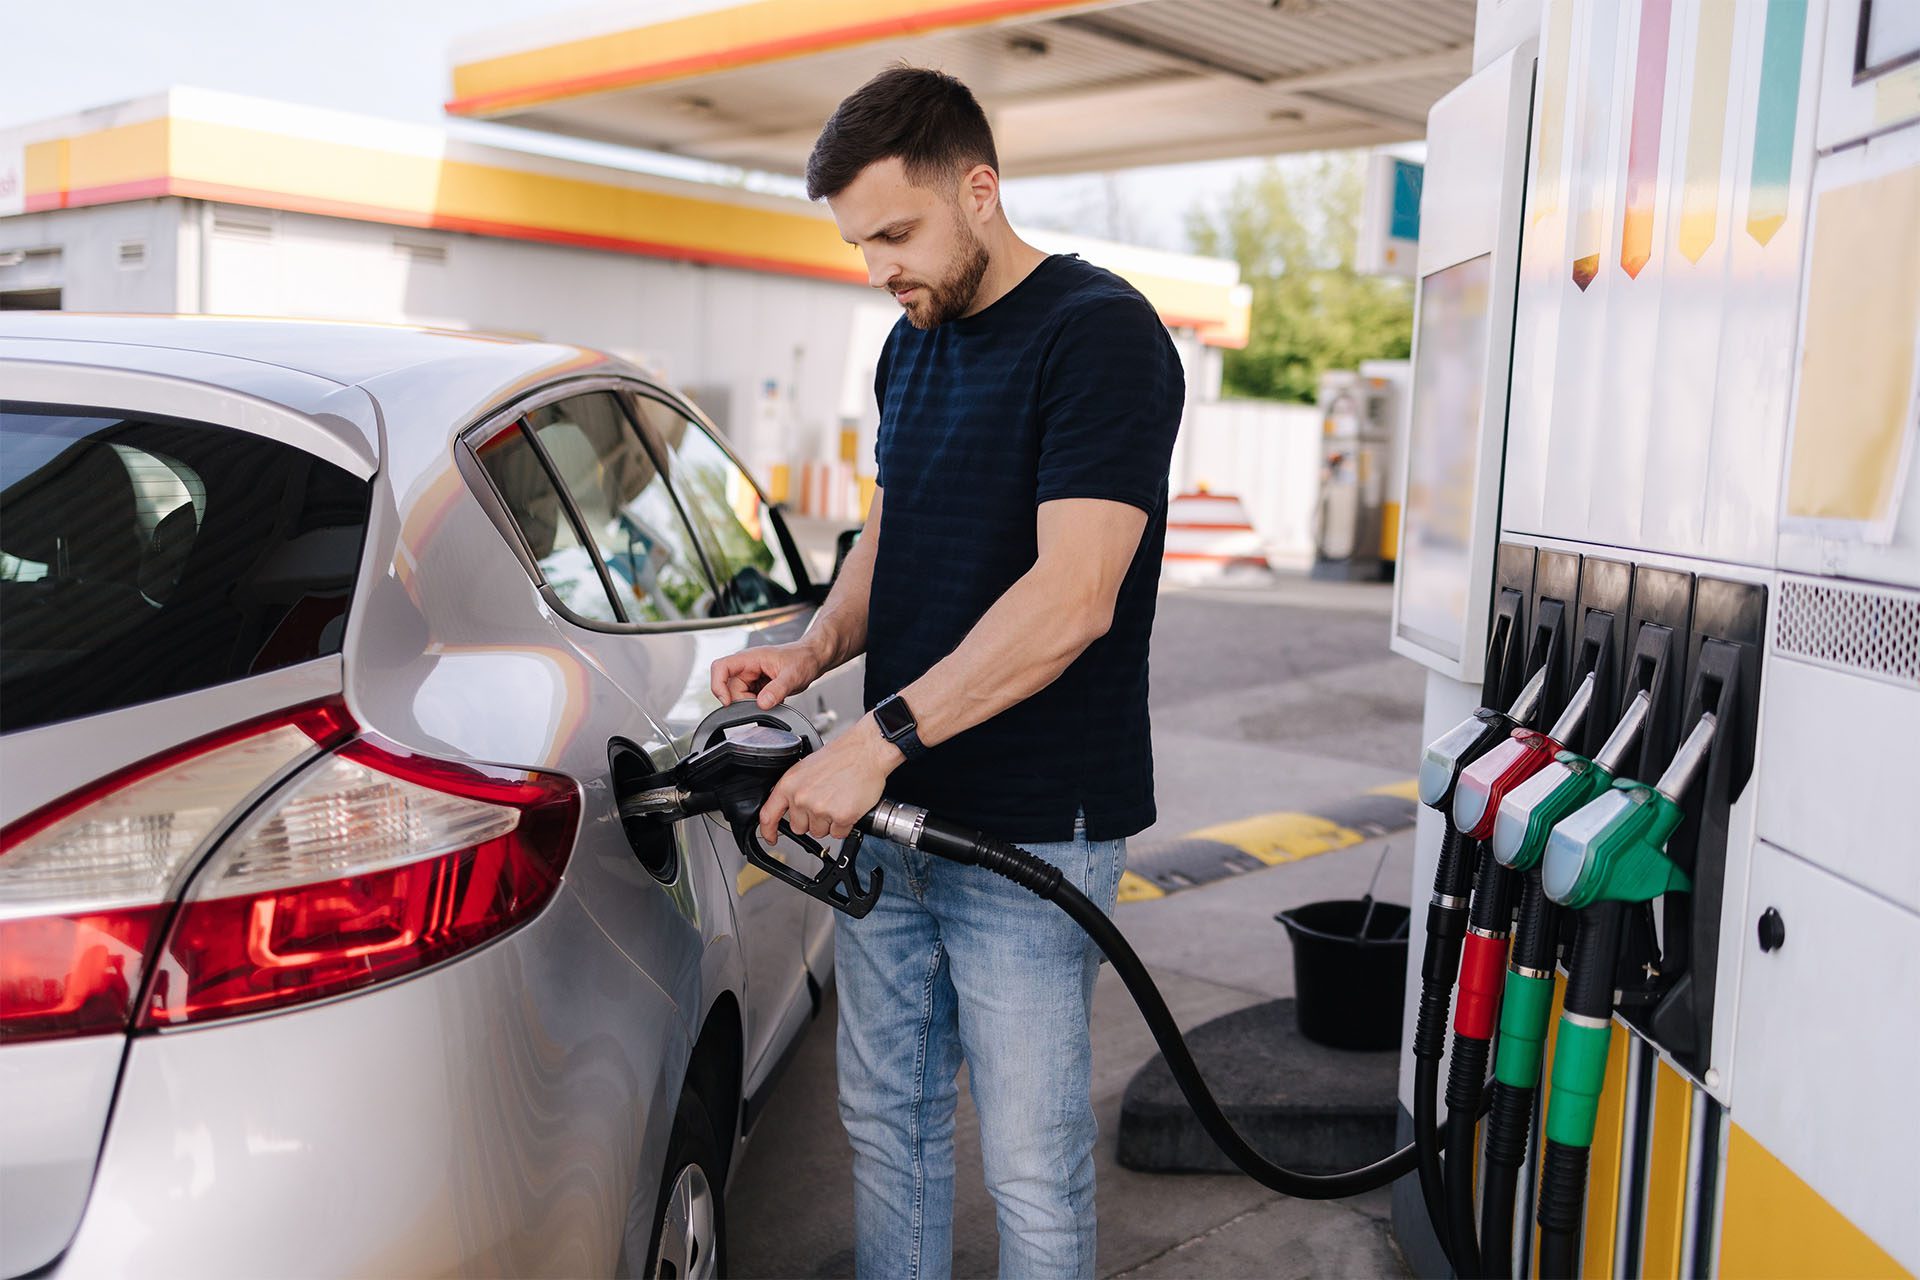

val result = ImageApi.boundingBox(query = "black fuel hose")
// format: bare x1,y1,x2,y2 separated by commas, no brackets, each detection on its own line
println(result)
1479,873,1559,1279
1479,1082,1533,1280
1412,822,1476,1264
1444,852,1519,1278
1415,1058,1450,1260
1535,902,1626,1279
1445,1032,1494,1278
864,805,1491,1201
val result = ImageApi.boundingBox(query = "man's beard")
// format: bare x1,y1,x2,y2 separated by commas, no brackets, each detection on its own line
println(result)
898,225,990,329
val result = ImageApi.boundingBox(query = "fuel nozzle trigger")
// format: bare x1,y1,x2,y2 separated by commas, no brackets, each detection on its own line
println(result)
732,814,881,919
619,703,882,918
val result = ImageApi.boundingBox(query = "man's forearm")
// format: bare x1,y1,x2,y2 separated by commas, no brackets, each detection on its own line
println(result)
896,557,1109,750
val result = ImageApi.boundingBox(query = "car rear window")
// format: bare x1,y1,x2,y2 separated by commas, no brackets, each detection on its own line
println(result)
0,404,372,734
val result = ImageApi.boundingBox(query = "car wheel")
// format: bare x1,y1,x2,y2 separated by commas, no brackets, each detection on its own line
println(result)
644,1088,726,1280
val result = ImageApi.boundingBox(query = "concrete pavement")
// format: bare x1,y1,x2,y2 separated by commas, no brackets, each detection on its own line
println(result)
727,830,1420,1278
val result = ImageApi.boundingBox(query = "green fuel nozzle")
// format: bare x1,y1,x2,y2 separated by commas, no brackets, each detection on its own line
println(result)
1489,688,1653,870
1530,695,1711,1275
1540,711,1717,909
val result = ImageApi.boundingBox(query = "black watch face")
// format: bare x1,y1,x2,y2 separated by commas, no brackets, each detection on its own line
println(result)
875,697,913,739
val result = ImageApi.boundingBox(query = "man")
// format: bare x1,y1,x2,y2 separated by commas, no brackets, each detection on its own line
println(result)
709,67,1184,1279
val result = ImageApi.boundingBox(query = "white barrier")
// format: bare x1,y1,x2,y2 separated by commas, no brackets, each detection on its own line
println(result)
1163,490,1274,581
1171,399,1323,571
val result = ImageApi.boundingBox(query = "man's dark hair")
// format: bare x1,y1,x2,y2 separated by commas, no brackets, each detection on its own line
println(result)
805,66,999,201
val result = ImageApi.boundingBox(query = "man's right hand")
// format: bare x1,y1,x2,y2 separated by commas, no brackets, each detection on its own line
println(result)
711,640,827,709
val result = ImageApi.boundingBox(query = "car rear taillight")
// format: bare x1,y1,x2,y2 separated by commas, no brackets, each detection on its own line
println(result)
141,737,579,1027
0,705,580,1042
0,704,354,1043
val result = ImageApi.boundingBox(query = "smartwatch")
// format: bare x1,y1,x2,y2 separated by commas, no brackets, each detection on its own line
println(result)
872,693,928,762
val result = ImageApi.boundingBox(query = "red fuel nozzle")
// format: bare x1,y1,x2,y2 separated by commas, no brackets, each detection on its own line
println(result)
1449,672,1597,838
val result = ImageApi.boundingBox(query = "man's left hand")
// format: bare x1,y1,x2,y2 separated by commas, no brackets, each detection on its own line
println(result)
759,715,904,845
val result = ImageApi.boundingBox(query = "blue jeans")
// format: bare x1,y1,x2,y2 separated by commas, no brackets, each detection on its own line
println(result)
834,812,1126,1280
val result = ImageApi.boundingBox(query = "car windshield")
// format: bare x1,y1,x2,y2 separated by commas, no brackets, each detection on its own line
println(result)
0,404,372,734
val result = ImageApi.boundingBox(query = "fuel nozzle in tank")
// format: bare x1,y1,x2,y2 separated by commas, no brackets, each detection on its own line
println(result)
617,703,882,917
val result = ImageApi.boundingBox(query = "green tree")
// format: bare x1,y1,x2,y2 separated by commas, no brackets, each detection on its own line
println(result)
1187,154,1413,403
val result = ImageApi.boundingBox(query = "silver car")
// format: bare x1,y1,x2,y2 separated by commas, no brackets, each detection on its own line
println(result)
0,315,863,1278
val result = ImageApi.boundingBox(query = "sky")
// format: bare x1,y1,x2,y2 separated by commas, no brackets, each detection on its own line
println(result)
3,0,1274,253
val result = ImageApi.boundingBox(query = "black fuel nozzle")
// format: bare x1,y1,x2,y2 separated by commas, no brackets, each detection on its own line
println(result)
616,721,804,825
616,705,883,917
1417,662,1551,814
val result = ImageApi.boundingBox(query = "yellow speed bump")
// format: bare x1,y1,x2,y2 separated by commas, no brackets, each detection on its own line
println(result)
1120,781,1418,901
1186,812,1367,865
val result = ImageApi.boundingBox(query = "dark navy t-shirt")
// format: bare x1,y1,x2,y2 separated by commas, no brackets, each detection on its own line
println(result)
866,253,1185,843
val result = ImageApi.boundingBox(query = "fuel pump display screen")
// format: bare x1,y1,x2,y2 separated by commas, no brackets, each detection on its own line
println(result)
1397,253,1493,662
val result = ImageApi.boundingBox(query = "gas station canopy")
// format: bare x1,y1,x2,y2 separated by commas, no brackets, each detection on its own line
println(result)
447,0,1474,177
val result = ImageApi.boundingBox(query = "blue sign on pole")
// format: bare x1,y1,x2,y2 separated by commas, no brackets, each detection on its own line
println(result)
1390,159,1423,243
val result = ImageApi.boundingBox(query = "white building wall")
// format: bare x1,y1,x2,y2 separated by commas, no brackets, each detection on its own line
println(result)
188,200,1228,512
1177,399,1323,568
189,201,879,481
0,200,183,314
3,198,1319,549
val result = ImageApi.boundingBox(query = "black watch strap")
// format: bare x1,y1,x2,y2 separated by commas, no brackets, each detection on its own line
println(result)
873,694,928,761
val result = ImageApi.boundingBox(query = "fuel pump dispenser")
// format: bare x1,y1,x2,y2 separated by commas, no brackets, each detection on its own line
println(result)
1438,591,1577,1277
1382,1,1915,1270
1436,670,1594,1276
1499,578,1688,1279
1414,554,1697,1278
1532,714,1717,1278
1423,562,1773,1277
1473,564,1635,1278
1604,569,1694,1023
1311,370,1396,582
1474,690,1652,1278
618,561,1774,1276
1411,655,1544,1265
1403,541,1546,1267
1640,579,1766,1075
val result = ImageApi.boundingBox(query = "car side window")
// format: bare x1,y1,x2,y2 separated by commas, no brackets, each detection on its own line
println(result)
523,392,717,624
473,424,622,624
629,395,801,616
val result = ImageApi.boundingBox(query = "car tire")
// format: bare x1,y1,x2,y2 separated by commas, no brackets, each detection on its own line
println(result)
643,1088,727,1280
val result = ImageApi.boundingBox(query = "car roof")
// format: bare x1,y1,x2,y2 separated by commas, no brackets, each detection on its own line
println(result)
0,313,600,389
0,314,644,469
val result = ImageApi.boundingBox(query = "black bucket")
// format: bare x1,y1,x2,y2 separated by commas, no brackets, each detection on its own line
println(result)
1275,899,1411,1051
